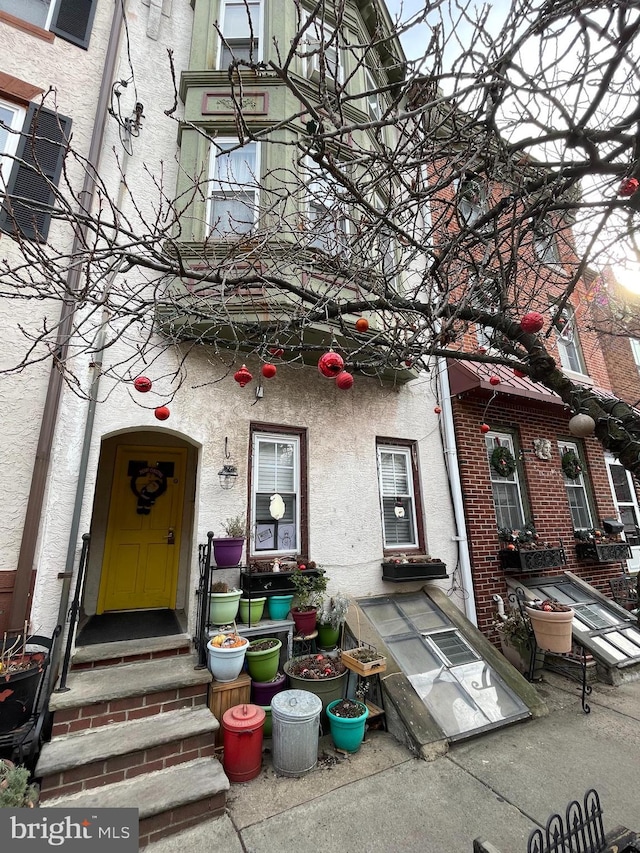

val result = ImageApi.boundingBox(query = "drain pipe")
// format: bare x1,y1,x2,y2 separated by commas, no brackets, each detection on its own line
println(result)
9,0,126,631
437,357,478,626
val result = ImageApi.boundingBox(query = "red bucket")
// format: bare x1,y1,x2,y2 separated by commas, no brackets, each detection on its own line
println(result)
222,703,266,783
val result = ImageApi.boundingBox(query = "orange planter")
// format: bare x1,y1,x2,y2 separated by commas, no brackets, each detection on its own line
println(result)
525,607,574,653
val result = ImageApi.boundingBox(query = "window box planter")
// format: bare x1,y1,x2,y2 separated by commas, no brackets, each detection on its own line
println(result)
381,560,448,582
498,546,567,573
240,568,324,597
575,542,632,563
341,646,387,677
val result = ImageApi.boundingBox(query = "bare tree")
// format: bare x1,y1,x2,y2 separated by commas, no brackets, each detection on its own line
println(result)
4,0,640,472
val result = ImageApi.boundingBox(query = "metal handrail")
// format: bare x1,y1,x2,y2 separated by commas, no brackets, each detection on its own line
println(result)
55,533,91,693
194,531,214,669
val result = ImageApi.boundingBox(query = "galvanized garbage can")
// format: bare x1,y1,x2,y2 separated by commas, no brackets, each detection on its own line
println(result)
271,689,322,777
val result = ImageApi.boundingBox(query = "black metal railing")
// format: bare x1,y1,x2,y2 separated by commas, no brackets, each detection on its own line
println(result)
56,533,91,693
528,789,604,853
194,531,214,668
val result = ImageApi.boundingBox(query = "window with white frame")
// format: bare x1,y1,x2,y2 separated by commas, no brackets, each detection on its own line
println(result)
606,457,640,547
534,220,560,265
377,443,420,549
0,0,97,48
251,431,301,556
208,139,259,236
457,177,487,227
555,307,586,374
364,68,382,121
304,157,349,254
558,440,593,530
485,432,526,530
630,338,640,373
0,100,25,188
472,278,501,350
304,18,342,82
374,195,397,286
217,0,261,67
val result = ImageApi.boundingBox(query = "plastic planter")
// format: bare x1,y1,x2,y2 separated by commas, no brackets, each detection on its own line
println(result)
238,597,266,624
326,699,369,753
267,594,294,620
245,638,282,682
207,637,249,682
209,590,241,625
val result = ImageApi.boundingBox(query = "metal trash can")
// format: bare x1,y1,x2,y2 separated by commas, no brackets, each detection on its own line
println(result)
271,689,322,777
222,703,265,782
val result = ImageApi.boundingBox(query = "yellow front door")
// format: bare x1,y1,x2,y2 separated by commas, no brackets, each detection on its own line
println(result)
98,445,187,613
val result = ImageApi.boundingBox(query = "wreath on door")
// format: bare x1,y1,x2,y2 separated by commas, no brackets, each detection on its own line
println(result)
561,449,582,480
130,466,168,514
490,446,517,477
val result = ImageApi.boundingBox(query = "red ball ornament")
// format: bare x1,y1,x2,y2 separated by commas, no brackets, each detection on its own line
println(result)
513,368,527,378
480,423,490,434
261,363,277,379
477,346,487,354
134,376,152,393
619,177,639,197
234,364,253,387
520,311,545,333
154,406,170,421
489,375,500,386
318,351,344,377
404,359,413,367
434,406,442,414
335,370,354,390
355,317,369,333
269,346,284,358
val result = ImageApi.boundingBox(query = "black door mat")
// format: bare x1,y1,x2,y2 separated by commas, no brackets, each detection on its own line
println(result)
76,609,182,646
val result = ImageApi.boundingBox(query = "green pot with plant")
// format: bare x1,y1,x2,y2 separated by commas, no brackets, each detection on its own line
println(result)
213,515,247,568
317,592,350,650
209,581,242,625
289,568,327,634
0,760,38,808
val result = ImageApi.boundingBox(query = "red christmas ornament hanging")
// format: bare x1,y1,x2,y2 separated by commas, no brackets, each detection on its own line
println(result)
477,346,487,354
520,311,545,333
134,376,152,393
269,346,284,358
434,406,442,414
318,352,344,377
513,368,527,378
335,370,354,390
404,359,413,367
154,406,170,421
234,364,253,387
489,375,500,386
480,423,490,434
355,317,369,333
261,363,277,379
618,177,639,197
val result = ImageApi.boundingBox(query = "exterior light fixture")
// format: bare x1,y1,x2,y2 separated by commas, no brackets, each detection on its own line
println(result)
218,464,238,490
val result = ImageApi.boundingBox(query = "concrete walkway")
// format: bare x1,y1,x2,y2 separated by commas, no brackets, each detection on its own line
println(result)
147,672,640,853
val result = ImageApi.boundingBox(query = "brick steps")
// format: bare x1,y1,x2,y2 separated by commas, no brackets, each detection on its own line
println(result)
40,757,229,848
37,637,228,846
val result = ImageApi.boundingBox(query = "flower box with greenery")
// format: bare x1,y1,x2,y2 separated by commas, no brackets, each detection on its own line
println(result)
574,528,632,563
341,642,387,677
0,630,48,734
212,515,247,568
381,554,448,582
289,567,328,634
317,592,350,650
240,559,324,598
493,607,544,679
498,525,567,572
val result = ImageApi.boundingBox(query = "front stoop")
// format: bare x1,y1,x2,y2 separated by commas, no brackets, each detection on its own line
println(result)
36,640,229,846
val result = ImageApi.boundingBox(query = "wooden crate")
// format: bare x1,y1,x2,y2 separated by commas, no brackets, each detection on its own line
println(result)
208,673,251,746
341,648,387,677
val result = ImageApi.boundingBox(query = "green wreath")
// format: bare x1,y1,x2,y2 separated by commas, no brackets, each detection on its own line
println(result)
561,449,582,480
491,446,517,477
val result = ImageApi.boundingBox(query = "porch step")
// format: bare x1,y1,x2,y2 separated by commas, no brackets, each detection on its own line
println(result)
37,706,219,797
71,634,192,670
40,757,229,848
50,654,212,735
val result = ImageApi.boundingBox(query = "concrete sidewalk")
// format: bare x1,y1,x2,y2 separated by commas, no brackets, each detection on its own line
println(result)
147,672,640,853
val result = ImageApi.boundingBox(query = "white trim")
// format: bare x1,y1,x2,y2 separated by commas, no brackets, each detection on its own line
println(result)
630,338,640,371
376,443,419,549
304,18,343,83
605,454,640,573
485,432,525,530
216,0,263,69
250,431,301,557
558,440,593,530
0,99,25,189
207,137,260,236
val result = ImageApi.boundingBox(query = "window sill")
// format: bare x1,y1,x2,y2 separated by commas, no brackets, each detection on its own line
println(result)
0,11,55,42
561,368,592,385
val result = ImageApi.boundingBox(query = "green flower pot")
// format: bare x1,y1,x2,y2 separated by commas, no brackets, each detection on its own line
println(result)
317,622,341,650
238,597,266,624
209,590,241,626
246,638,282,682
327,699,369,753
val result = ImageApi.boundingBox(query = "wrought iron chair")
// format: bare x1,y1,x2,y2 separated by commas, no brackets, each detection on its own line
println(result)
608,575,638,614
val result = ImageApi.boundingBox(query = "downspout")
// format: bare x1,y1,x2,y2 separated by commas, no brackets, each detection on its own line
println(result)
9,0,125,631
437,357,478,626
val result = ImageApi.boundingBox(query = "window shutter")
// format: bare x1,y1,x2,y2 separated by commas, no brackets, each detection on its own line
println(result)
51,0,97,50
0,104,71,242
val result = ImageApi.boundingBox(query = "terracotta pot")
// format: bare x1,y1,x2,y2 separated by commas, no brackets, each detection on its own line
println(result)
525,607,574,654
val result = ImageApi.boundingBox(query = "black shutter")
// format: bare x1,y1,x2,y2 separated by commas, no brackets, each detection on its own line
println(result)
51,0,97,50
0,104,71,242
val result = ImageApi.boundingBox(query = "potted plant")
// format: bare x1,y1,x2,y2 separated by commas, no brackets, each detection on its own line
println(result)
213,515,247,568
525,598,574,654
493,607,544,679
0,760,38,807
209,580,242,625
326,698,369,753
497,525,567,572
317,592,350,650
0,632,48,734
245,638,282,682
206,631,249,682
283,653,348,725
381,554,448,582
289,567,328,634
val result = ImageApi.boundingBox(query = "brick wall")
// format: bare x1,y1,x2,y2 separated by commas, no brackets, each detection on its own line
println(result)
452,391,625,635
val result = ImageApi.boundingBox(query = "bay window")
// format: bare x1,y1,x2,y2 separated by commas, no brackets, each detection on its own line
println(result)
217,0,261,67
208,139,259,236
